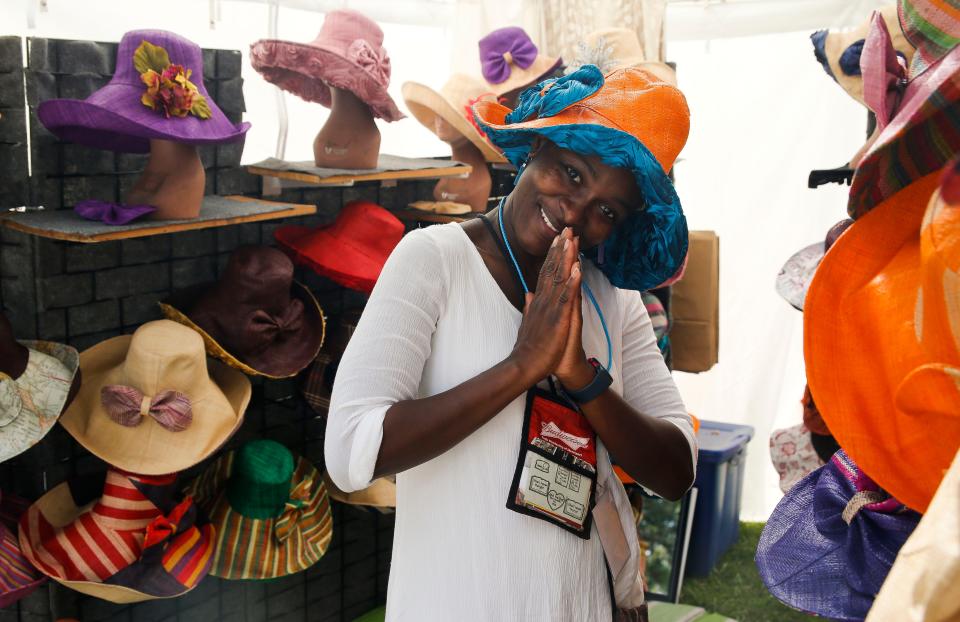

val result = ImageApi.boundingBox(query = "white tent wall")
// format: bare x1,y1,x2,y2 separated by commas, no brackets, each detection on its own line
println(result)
2,0,890,520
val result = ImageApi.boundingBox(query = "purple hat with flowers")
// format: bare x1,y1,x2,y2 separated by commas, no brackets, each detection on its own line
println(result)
755,449,921,620
38,30,250,154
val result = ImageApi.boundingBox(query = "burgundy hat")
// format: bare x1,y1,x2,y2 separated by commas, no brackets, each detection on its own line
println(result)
38,30,249,154
250,9,403,121
160,246,325,379
274,201,404,295
0,492,45,609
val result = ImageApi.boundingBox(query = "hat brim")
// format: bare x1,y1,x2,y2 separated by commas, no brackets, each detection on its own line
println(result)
0,341,78,463
487,55,564,96
0,494,45,609
408,200,472,215
17,480,202,604
38,83,250,154
805,171,952,512
250,39,403,121
848,44,960,218
186,452,333,579
402,81,507,163
473,99,687,292
274,225,388,294
159,282,326,379
324,472,396,509
59,335,250,475
756,456,919,620
776,242,824,311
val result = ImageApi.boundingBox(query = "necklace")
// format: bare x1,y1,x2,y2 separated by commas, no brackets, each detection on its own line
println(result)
494,197,613,370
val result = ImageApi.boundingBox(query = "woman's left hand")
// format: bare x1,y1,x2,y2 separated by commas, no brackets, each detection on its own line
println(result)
553,250,594,390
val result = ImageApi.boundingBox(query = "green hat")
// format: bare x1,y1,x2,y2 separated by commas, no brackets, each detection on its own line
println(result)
185,439,332,579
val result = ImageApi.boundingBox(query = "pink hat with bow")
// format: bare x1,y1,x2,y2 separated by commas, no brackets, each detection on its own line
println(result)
250,9,404,121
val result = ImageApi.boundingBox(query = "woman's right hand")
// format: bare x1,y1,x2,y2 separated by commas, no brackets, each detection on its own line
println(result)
509,227,582,383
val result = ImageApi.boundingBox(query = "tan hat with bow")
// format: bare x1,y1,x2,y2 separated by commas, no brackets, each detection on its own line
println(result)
59,320,251,475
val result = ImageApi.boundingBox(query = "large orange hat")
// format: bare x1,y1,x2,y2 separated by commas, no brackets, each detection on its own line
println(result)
473,65,689,292
804,157,960,513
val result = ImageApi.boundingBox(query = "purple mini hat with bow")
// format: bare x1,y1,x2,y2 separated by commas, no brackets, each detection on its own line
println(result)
479,27,562,96
756,449,921,621
38,30,250,154
250,9,403,121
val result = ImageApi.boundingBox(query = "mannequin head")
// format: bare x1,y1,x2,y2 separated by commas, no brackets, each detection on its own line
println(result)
313,87,381,169
125,139,205,220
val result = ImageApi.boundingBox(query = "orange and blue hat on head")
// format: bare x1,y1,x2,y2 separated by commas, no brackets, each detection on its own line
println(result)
472,64,690,292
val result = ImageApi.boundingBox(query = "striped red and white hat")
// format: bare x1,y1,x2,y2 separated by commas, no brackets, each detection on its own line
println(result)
0,492,45,609
17,468,214,604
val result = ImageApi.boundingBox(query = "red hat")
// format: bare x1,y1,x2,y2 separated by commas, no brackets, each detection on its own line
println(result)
274,201,404,294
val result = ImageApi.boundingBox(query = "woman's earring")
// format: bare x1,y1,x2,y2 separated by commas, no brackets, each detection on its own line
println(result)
597,243,605,266
513,158,528,186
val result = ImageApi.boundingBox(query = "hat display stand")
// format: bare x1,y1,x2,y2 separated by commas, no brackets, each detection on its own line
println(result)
0,33,315,244
422,129,493,213
0,30,433,620
313,87,381,170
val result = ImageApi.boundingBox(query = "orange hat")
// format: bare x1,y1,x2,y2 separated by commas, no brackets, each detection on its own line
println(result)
473,65,689,292
804,157,960,512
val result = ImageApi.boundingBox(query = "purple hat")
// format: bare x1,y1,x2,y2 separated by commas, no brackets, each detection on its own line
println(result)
250,10,403,121
38,30,250,154
756,450,921,620
479,27,562,96
0,492,45,609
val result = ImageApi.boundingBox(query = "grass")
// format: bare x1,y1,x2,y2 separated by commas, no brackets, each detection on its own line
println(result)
680,522,811,622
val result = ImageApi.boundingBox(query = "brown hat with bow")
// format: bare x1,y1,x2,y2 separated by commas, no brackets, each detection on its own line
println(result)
59,320,251,475
160,245,326,378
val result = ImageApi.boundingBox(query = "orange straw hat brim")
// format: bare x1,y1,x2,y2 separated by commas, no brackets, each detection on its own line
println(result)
804,170,960,512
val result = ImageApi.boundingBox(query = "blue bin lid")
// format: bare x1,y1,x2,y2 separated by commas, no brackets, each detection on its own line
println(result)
696,420,754,463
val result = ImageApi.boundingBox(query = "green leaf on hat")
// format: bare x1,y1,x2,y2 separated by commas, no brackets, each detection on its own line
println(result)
190,93,212,120
134,40,171,74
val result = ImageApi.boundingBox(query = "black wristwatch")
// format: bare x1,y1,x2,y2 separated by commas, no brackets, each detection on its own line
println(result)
563,358,612,405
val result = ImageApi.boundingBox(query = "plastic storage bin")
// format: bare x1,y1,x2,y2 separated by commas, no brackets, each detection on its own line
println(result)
684,420,754,577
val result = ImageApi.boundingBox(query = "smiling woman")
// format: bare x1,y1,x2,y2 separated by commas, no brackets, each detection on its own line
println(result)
325,65,697,622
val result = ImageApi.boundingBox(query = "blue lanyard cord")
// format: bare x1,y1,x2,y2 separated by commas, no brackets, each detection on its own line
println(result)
496,199,613,371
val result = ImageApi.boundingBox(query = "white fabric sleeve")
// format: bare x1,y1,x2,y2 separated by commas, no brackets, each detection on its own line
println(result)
618,288,699,479
325,228,447,492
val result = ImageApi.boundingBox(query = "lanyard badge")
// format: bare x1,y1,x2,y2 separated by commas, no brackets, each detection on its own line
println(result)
507,387,598,538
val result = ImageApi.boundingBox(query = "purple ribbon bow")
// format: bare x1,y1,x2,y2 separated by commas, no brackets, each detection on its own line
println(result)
861,11,907,131
74,200,156,226
101,385,193,432
479,27,538,85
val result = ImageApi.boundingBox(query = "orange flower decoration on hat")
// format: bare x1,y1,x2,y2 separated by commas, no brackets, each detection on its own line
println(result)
805,157,960,513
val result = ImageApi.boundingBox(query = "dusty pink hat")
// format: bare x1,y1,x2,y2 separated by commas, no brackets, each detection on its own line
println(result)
250,9,403,121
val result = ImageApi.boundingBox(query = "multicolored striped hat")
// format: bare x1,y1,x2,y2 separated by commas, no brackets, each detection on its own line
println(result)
0,492,45,609
848,7,960,218
185,440,332,580
17,469,214,604
900,0,960,75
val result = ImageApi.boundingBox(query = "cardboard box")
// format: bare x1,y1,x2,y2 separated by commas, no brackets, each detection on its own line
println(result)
670,231,719,373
